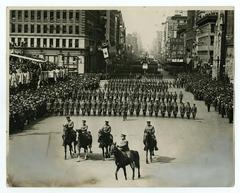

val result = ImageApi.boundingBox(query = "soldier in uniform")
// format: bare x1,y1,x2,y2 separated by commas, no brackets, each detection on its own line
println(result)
97,99,102,116
191,104,197,119
80,100,86,116
179,91,183,103
46,99,52,115
135,99,141,117
117,134,130,156
62,116,75,146
53,99,59,116
143,121,158,151
86,99,91,116
205,95,212,112
123,100,128,121
173,91,178,102
153,100,159,117
98,120,113,144
167,101,172,118
64,99,68,116
160,101,166,117
142,99,147,116
75,99,80,116
173,102,178,118
92,99,97,116
112,99,117,116
180,102,185,118
102,99,107,116
69,98,74,116
59,99,64,116
129,101,134,116
107,99,112,116
185,102,191,119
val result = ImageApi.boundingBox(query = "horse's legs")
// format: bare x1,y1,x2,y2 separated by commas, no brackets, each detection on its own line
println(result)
84,148,88,160
150,150,153,163
102,147,105,161
69,144,73,158
130,163,135,180
77,146,81,162
146,150,149,164
74,141,77,154
115,166,120,180
106,146,109,158
123,166,127,180
64,145,67,160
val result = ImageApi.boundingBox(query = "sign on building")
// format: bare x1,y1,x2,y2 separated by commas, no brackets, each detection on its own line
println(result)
102,47,109,59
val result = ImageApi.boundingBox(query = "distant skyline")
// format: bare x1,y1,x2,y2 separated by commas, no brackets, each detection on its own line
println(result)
121,7,183,52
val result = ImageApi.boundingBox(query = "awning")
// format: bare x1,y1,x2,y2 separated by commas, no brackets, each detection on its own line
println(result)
10,54,46,63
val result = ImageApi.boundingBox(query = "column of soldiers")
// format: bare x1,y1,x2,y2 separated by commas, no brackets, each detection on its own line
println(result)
177,73,233,123
47,79,197,119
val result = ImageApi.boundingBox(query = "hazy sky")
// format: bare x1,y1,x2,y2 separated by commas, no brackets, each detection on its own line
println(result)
121,7,179,51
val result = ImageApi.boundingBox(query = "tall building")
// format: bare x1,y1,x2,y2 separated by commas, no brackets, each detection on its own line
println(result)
163,14,187,63
195,11,218,67
9,9,106,73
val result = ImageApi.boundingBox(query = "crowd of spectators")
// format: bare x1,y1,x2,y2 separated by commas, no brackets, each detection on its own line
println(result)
9,74,100,133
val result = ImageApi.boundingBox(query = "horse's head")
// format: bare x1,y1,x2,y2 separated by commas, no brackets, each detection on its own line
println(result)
110,142,118,155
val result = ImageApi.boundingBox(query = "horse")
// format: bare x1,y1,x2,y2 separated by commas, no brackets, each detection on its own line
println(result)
63,126,77,160
76,130,92,162
98,132,113,160
144,132,155,164
110,143,140,180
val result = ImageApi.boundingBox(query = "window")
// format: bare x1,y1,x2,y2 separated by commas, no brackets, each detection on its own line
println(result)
69,39,72,47
11,37,15,44
62,25,66,34
56,11,60,19
44,11,48,20
31,11,35,20
18,24,22,33
43,25,47,33
24,24,28,33
210,36,214,45
50,25,54,33
56,39,60,48
11,11,16,20
24,11,28,20
211,24,215,33
75,39,79,48
30,38,34,47
11,24,15,33
24,38,28,46
31,25,34,33
69,26,73,34
69,11,73,20
37,11,41,20
49,39,53,48
63,11,66,20
76,12,79,20
18,11,22,20
56,25,60,33
37,38,41,47
17,38,21,46
62,39,66,47
37,25,41,33
50,11,54,20
43,38,47,47
75,26,79,34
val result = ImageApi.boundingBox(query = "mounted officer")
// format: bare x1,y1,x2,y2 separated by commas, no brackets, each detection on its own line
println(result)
143,121,158,151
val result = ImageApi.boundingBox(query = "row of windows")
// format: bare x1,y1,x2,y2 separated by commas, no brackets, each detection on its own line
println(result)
11,37,81,48
10,10,81,21
11,24,80,34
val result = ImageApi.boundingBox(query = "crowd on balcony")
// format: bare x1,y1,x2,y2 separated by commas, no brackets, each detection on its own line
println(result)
175,72,234,123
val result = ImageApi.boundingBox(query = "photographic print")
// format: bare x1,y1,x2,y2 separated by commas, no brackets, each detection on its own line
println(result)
7,7,234,187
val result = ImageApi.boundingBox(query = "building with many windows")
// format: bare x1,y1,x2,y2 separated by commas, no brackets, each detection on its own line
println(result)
9,9,106,73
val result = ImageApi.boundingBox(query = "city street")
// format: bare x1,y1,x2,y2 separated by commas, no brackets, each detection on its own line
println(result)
7,80,234,187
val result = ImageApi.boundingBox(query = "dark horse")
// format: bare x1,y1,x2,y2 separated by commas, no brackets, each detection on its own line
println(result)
77,131,92,162
110,143,140,180
63,126,77,160
144,132,155,164
98,132,113,160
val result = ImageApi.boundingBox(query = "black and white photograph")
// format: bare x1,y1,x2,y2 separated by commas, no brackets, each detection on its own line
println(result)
6,6,234,187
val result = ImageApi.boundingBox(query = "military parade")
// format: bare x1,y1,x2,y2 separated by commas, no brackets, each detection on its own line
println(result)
7,8,234,187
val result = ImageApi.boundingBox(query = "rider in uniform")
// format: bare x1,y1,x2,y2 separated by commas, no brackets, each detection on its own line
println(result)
98,120,113,146
143,121,158,151
191,104,197,119
117,134,130,156
62,116,75,146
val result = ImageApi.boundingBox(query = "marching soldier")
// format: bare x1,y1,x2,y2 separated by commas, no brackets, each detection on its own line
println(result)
173,102,178,118
135,99,141,116
59,99,64,116
179,91,183,103
80,100,86,116
191,104,197,119
107,100,112,116
123,100,128,121
160,101,166,117
180,102,185,118
86,99,91,116
75,99,80,116
154,100,159,117
173,91,178,102
92,99,97,116
185,102,191,119
64,99,68,116
142,100,147,116
102,99,107,116
53,99,58,116
112,99,117,116
97,99,102,116
166,101,172,118
69,98,74,116
129,101,134,116
46,99,52,115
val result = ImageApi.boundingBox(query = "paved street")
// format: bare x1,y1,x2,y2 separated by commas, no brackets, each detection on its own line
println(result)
7,80,234,187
